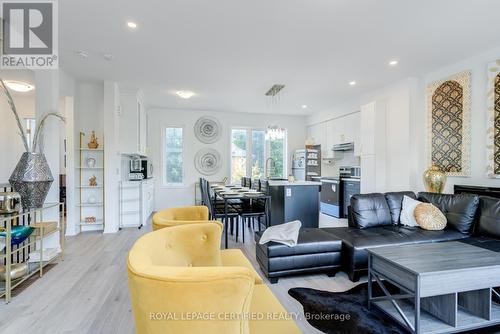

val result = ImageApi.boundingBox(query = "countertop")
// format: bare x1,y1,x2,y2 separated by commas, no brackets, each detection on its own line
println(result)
268,180,322,186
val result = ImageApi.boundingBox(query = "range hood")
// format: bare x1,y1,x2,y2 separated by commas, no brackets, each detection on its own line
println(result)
332,142,354,151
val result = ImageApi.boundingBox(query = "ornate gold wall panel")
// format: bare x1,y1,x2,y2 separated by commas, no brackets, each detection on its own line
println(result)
495,74,500,174
427,71,471,177
487,60,500,178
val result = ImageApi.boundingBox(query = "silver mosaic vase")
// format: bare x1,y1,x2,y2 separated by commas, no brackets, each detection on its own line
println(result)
9,152,53,210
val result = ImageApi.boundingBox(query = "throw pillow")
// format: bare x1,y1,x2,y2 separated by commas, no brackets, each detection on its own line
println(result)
414,203,447,230
399,195,421,227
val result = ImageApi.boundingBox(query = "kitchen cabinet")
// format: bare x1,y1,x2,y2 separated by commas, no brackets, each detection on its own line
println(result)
141,179,155,224
307,123,327,157
323,113,361,157
119,90,148,156
119,179,154,228
325,120,336,158
344,113,360,155
359,101,386,193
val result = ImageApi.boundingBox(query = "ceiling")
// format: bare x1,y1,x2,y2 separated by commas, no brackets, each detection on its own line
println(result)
59,0,500,115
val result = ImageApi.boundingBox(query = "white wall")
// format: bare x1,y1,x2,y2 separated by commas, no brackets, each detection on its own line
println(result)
148,108,307,209
0,93,35,183
414,47,500,193
307,78,414,191
103,82,121,233
308,46,500,194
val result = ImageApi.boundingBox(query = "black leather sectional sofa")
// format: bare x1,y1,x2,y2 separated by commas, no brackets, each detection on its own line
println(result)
255,191,500,283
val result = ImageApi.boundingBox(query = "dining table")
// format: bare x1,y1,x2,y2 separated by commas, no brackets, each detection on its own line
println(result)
210,184,270,248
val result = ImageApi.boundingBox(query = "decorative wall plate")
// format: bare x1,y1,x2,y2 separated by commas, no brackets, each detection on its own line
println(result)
194,148,221,175
194,116,221,144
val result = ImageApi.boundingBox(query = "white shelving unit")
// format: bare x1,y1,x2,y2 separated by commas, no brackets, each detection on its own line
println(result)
119,181,142,229
119,179,154,229
77,131,105,232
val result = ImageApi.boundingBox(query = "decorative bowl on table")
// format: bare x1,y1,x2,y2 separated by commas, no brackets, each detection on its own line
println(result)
0,192,22,214
0,225,34,246
0,263,28,281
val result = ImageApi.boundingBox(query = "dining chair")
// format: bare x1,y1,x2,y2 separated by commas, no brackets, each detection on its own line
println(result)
203,180,239,248
251,179,261,192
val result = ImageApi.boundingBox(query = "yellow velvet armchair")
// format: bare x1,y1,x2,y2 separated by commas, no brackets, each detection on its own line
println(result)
152,205,211,231
127,223,300,334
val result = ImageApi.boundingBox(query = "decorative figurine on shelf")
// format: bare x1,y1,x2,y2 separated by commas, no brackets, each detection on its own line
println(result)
85,216,96,223
87,196,96,204
86,157,96,168
87,131,99,149
89,175,98,187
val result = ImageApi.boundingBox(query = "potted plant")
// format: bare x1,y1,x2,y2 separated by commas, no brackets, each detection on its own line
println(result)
1,79,65,209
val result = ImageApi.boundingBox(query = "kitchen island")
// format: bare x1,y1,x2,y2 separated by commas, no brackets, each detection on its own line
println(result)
267,180,321,228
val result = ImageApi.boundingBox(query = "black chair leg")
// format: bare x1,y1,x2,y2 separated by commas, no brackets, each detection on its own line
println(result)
235,217,239,242
241,219,245,243
224,218,228,249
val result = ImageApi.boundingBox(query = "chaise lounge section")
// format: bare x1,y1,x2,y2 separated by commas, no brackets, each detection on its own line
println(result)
325,191,499,281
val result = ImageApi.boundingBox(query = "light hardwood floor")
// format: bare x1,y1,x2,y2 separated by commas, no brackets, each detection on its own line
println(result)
0,217,360,334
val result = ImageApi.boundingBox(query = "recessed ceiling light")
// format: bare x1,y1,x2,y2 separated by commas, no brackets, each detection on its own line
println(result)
389,60,399,66
127,21,138,29
176,90,195,99
4,80,35,92
76,50,89,58
301,105,308,109
349,81,357,86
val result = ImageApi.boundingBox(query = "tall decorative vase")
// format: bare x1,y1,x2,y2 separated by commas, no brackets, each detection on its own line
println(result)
423,165,446,193
9,152,54,209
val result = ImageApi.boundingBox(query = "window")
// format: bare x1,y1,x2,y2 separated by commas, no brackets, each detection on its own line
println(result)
164,127,183,185
230,128,286,183
231,129,247,182
268,135,285,179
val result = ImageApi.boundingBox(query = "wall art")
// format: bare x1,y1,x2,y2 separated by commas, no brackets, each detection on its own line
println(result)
194,148,221,175
194,116,221,144
427,71,471,177
486,59,500,178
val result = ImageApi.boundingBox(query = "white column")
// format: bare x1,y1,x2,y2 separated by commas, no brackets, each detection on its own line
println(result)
35,70,60,248
103,81,121,233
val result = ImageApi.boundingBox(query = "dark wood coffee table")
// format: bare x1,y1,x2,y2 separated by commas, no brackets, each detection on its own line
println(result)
367,242,500,334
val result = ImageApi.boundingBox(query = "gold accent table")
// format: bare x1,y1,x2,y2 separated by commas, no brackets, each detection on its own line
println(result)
0,202,66,303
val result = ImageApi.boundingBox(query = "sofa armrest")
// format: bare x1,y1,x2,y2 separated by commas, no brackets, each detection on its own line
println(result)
347,206,356,227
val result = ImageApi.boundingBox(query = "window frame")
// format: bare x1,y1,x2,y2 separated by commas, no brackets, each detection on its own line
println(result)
229,127,287,183
162,125,185,188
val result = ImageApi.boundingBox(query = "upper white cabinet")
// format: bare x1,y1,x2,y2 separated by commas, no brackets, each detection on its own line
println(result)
307,122,327,157
119,90,148,156
322,112,361,157
359,101,387,193
325,120,336,158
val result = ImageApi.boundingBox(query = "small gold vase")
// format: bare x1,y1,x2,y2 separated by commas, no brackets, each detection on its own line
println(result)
423,165,446,193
